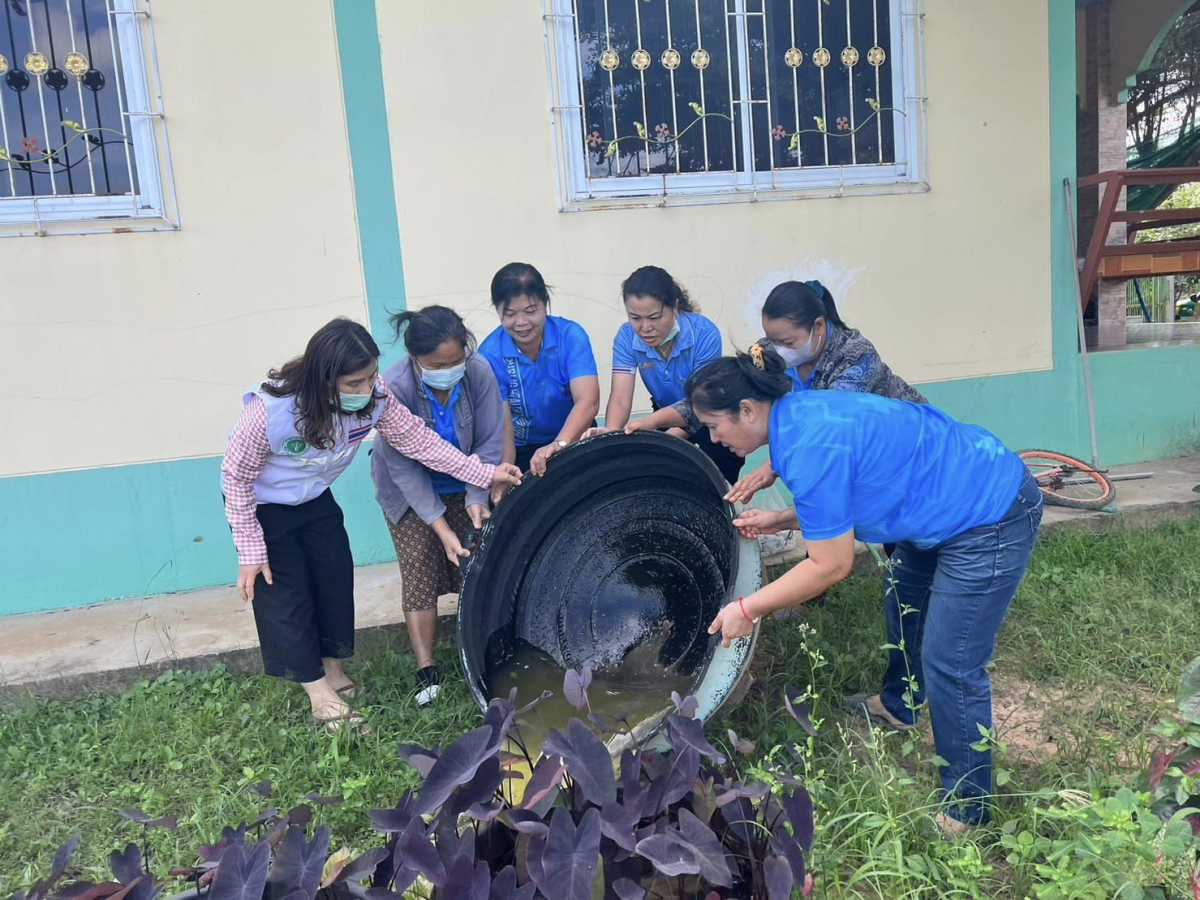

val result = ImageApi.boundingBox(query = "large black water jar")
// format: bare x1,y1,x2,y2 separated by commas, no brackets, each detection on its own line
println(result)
457,430,761,722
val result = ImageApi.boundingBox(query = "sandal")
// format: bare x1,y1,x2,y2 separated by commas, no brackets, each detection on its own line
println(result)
842,692,914,733
334,682,371,702
312,709,369,736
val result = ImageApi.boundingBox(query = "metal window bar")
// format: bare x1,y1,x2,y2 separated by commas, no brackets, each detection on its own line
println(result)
4,0,36,194
63,0,98,194
545,0,915,205
78,0,112,192
0,50,15,197
24,5,59,195
105,1,139,216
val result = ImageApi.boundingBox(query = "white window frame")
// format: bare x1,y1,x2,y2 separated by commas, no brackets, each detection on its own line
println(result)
543,0,928,210
0,0,178,236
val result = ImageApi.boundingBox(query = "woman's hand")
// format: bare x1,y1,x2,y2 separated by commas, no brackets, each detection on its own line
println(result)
530,442,563,476
490,482,509,507
725,462,777,505
237,563,273,603
490,463,523,489
732,508,788,539
582,425,615,439
438,530,470,567
467,503,490,530
665,426,689,439
708,599,757,648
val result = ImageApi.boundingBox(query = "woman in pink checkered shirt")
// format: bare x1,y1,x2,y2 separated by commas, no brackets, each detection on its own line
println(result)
221,318,521,733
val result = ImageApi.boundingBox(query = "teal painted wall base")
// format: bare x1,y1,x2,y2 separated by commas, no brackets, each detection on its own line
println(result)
3,340,1196,616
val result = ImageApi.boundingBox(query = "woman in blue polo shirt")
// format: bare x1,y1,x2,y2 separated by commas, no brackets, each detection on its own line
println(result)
594,265,741,484
688,346,1042,832
479,262,600,476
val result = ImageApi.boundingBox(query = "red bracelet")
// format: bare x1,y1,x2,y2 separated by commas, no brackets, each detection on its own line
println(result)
738,597,755,624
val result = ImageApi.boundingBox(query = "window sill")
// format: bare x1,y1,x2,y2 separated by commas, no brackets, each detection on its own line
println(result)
0,212,179,238
560,177,930,213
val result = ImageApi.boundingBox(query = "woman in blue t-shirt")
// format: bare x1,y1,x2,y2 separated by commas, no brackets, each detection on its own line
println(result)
479,262,600,476
687,346,1043,833
590,265,741,485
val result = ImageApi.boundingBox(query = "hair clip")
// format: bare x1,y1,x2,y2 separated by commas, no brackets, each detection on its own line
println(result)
749,342,767,371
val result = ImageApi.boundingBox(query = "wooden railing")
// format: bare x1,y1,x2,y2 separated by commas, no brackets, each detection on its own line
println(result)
1078,166,1200,308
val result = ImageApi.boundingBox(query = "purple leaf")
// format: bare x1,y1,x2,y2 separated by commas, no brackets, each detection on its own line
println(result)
764,856,794,900
647,746,701,815
449,757,505,816
482,699,516,746
620,750,646,815
635,831,700,878
392,820,445,888
563,667,594,712
332,848,388,885
466,802,504,823
415,725,501,816
690,777,718,828
208,842,270,900
540,807,602,900
523,833,547,894
489,866,536,900
543,719,617,806
368,791,416,834
612,878,646,900
286,806,313,828
251,780,273,798
667,716,726,764
770,833,807,888
727,729,756,755
515,689,554,717
716,782,770,806
267,825,330,900
678,809,734,888
522,755,567,814
784,685,816,737
442,857,488,900
719,797,756,847
1149,749,1176,789
500,809,550,837
781,785,815,852
433,820,473,876
109,845,142,886
671,692,699,719
600,802,640,853
395,743,439,779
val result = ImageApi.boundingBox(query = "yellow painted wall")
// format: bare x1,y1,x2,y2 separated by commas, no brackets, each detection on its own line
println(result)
376,0,1054,416
0,0,366,477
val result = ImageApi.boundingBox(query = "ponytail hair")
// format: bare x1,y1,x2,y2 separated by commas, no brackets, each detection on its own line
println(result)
621,264,698,314
391,305,476,357
762,279,847,330
491,262,551,311
685,345,792,416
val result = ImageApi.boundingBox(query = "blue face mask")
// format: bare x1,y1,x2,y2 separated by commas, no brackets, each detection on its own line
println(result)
420,361,467,391
339,392,372,413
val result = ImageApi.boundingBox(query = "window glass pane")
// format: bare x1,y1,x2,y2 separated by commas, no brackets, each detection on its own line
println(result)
0,0,138,200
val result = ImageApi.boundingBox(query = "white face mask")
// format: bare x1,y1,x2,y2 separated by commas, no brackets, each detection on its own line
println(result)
662,320,681,344
420,361,467,391
772,324,822,368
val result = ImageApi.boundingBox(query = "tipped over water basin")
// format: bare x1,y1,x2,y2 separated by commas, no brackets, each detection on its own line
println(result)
457,430,761,743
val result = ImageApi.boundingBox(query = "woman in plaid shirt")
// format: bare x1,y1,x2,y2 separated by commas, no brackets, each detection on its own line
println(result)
221,318,521,733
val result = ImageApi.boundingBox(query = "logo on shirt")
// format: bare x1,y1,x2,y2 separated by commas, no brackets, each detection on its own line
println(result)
283,437,308,456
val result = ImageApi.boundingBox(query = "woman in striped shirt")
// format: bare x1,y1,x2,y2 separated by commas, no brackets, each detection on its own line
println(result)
221,318,521,733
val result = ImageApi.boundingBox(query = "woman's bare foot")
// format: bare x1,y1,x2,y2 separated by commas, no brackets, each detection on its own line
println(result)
865,694,914,732
934,812,976,838
302,677,366,733
321,658,355,694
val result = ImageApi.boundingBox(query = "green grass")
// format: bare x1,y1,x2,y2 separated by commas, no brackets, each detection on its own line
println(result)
2,516,1199,896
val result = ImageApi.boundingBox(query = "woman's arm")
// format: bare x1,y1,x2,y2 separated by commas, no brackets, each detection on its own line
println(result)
220,398,273,602
602,371,637,431
556,375,600,444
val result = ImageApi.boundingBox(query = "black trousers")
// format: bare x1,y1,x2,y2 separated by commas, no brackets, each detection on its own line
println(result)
251,489,355,683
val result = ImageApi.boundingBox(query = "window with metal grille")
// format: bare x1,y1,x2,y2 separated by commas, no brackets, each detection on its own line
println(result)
0,0,175,234
544,0,926,208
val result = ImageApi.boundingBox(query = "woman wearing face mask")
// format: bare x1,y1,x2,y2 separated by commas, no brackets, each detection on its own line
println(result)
479,262,600,476
372,306,504,707
221,318,522,732
623,279,924,502
689,346,1042,834
587,265,741,485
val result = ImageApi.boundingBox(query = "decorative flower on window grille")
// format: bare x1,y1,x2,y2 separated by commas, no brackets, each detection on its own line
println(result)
868,45,886,66
586,130,604,150
772,124,786,142
21,135,39,155
655,122,672,141
836,116,850,131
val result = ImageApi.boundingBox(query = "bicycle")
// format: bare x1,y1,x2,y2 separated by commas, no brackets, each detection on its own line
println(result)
1018,449,1116,510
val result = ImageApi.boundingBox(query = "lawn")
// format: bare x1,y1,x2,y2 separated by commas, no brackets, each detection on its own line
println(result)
2,516,1199,897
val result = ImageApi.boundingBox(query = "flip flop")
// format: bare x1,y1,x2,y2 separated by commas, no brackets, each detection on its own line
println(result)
334,683,371,701
842,692,914,733
312,709,369,736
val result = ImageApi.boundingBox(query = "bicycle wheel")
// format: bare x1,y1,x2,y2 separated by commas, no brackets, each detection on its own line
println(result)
1018,449,1116,510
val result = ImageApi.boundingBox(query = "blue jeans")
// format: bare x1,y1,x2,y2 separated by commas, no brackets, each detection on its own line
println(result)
879,471,1043,824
